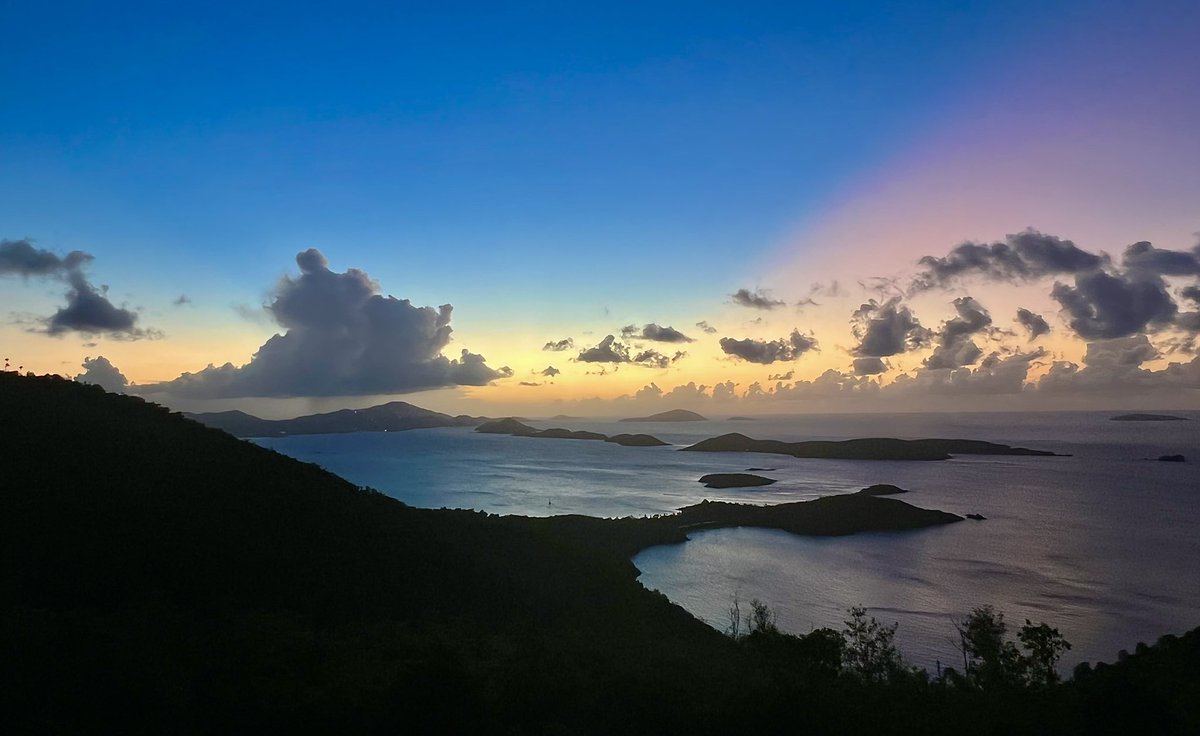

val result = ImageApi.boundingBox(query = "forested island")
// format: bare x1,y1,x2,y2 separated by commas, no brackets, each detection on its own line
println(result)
3,372,1197,734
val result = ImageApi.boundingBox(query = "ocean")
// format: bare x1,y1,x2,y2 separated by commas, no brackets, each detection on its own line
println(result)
254,410,1200,669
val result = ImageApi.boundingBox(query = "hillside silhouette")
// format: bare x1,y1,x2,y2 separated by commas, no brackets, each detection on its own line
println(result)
2,372,1197,734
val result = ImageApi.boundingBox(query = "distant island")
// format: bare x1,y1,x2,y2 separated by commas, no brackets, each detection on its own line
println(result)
698,473,777,489
1110,413,1188,421
681,433,1063,461
187,401,482,437
549,414,583,420
477,417,669,446
620,409,707,422
728,416,757,421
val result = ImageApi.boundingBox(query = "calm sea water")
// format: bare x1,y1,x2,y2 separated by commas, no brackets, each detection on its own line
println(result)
255,411,1200,668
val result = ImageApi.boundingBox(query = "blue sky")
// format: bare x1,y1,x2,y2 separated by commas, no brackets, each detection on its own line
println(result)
4,1,1200,414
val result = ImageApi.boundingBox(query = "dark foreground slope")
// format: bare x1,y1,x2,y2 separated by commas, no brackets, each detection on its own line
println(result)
2,374,1197,735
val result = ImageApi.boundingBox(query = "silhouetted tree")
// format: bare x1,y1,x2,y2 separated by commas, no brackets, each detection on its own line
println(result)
842,606,904,683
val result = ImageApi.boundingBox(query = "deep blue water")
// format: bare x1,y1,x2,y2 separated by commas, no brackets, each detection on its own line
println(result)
255,410,1200,668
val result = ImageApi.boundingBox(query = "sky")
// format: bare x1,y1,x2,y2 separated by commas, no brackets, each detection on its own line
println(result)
3,0,1200,417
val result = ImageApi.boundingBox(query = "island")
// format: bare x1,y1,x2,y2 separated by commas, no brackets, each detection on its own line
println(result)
673,496,960,536
728,416,757,421
857,483,908,496
477,417,668,446
619,408,708,422
1158,454,1187,462
680,432,1063,461
698,473,777,489
607,433,670,447
1110,413,1189,421
187,400,483,437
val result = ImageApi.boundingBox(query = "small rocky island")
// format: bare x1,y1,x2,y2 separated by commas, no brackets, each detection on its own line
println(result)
698,473,777,489
1157,454,1187,463
476,418,669,446
857,484,908,496
620,409,707,422
681,433,1062,461
1110,413,1188,421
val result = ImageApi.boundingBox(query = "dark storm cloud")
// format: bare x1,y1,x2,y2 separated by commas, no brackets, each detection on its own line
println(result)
139,249,510,398
577,335,630,363
540,366,561,377
695,320,718,334
1051,270,1177,340
910,229,1105,292
719,330,818,364
1182,286,1200,305
731,288,786,310
852,357,887,375
543,337,575,351
74,355,129,393
851,298,932,358
924,297,991,370
1,238,153,339
1015,308,1051,341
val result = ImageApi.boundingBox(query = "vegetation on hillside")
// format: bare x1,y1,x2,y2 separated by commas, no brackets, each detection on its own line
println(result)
2,372,1197,734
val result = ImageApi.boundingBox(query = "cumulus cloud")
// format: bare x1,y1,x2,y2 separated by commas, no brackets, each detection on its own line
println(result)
1121,241,1200,277
621,323,694,343
0,238,92,277
924,297,991,370
577,335,630,363
47,273,148,338
543,338,575,352
852,357,887,375
1036,335,1199,393
748,369,880,401
851,298,932,357
1051,270,1177,340
695,320,718,334
518,381,542,387
911,229,1104,292
632,349,671,369
139,249,510,398
891,349,1046,397
1015,308,1051,341
173,294,192,306
1,238,153,339
767,370,794,381
731,288,786,310
540,366,561,377
74,355,129,393
719,330,818,364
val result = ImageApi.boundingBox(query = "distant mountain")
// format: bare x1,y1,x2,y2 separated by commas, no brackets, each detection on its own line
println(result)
186,400,483,437
619,409,707,422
